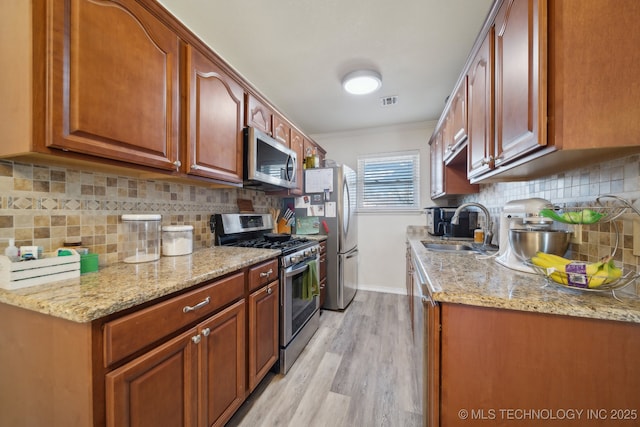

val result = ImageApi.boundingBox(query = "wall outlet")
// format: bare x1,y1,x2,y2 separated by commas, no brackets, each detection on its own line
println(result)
569,224,583,244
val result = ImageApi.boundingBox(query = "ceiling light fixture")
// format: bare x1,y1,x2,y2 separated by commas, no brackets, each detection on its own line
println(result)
342,70,382,95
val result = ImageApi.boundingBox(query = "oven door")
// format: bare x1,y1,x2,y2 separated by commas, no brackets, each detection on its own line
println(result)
281,256,320,346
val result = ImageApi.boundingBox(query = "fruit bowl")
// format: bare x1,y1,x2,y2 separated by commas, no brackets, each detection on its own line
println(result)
527,252,639,298
528,262,638,292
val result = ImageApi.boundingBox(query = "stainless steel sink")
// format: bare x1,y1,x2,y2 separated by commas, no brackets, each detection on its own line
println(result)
421,242,476,252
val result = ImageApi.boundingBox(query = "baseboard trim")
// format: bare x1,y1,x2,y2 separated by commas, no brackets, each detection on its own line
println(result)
356,285,407,296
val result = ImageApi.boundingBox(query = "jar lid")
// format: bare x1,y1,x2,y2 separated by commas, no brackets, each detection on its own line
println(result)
122,214,161,221
162,225,194,232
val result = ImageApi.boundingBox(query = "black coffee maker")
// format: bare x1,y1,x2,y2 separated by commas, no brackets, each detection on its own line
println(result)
424,207,477,237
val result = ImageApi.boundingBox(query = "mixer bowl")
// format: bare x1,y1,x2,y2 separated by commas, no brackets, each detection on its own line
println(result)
509,229,572,261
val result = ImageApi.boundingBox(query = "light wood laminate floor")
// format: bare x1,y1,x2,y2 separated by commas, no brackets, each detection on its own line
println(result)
227,290,423,427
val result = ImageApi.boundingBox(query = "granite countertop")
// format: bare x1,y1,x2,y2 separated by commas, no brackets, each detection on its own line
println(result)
0,246,280,323
407,227,640,324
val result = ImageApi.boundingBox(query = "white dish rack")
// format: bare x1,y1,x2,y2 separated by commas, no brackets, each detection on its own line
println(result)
0,249,80,290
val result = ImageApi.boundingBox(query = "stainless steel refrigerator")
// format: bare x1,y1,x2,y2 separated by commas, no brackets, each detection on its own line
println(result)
296,165,358,310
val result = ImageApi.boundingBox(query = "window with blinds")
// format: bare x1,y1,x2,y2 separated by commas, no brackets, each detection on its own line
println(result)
356,150,420,212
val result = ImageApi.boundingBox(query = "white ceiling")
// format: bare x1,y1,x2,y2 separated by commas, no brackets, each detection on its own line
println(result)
158,0,494,135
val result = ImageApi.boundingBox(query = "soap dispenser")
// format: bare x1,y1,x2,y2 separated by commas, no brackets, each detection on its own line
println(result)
4,238,19,262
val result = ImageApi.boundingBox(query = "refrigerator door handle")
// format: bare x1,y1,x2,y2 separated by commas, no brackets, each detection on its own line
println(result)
345,249,358,259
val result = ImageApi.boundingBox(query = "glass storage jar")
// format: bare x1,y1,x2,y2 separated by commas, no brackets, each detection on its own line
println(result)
121,214,161,263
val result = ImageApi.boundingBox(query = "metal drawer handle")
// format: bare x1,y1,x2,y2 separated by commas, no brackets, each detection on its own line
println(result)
183,296,211,313
260,268,273,278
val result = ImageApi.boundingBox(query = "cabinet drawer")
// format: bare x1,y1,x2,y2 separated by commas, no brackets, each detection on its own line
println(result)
103,272,244,367
248,259,278,292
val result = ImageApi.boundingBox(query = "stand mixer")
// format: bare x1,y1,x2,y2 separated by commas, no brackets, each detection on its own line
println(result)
496,198,556,273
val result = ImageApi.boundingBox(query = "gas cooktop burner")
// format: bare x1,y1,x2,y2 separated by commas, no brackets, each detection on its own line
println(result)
230,237,312,252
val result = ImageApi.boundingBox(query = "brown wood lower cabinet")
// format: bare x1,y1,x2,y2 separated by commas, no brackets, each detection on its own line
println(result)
0,258,280,427
425,302,640,427
105,299,246,427
248,281,279,392
319,241,327,308
105,327,200,427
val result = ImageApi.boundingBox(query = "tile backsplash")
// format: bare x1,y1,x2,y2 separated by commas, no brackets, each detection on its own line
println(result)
0,160,280,265
459,154,640,273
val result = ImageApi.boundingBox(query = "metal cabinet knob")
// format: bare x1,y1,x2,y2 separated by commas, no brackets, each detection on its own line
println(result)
201,327,211,337
267,287,273,295
192,334,201,344
173,160,182,170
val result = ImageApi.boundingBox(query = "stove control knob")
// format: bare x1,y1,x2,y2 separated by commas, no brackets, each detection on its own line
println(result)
290,255,300,264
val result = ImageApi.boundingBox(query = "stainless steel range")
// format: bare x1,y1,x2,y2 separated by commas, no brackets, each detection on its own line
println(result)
211,213,320,374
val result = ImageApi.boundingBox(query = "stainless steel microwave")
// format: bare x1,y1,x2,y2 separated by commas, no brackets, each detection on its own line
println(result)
244,127,297,190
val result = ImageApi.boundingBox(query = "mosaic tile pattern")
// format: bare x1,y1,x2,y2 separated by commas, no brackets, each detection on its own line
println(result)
0,160,280,266
459,154,640,274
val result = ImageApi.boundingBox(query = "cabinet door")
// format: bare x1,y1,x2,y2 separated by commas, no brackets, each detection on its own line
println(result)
443,78,468,163
185,45,244,184
494,0,546,167
46,0,180,171
105,328,199,427
245,94,273,135
429,133,443,198
319,243,327,308
289,130,304,195
467,28,495,179
272,115,290,147
424,296,441,427
200,299,246,427
248,281,279,391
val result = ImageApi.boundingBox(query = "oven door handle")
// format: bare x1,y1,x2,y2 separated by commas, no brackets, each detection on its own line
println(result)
284,263,309,278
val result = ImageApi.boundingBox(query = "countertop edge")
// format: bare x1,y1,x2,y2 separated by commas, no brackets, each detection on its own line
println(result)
0,247,280,323
408,231,640,324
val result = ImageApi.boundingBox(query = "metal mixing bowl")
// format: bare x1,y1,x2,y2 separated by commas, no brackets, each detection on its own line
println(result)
509,229,572,261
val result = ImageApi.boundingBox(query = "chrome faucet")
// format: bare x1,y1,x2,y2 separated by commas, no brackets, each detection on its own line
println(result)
451,202,494,246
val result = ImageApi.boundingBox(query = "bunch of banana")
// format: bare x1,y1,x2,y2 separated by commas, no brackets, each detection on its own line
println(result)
530,252,622,288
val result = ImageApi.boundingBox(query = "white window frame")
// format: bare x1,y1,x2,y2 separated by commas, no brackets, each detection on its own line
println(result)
356,150,421,213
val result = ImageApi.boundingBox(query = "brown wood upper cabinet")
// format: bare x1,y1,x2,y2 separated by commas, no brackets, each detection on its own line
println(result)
435,0,640,184
45,0,181,171
443,78,468,164
272,114,291,147
245,94,273,135
493,0,545,168
289,129,305,195
467,28,495,179
184,45,245,184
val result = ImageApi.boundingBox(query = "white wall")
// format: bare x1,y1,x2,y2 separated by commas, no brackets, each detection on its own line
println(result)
312,121,436,294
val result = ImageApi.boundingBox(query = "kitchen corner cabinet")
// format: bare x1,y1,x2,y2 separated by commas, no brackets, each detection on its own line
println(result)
424,302,640,427
45,0,182,171
184,45,245,184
